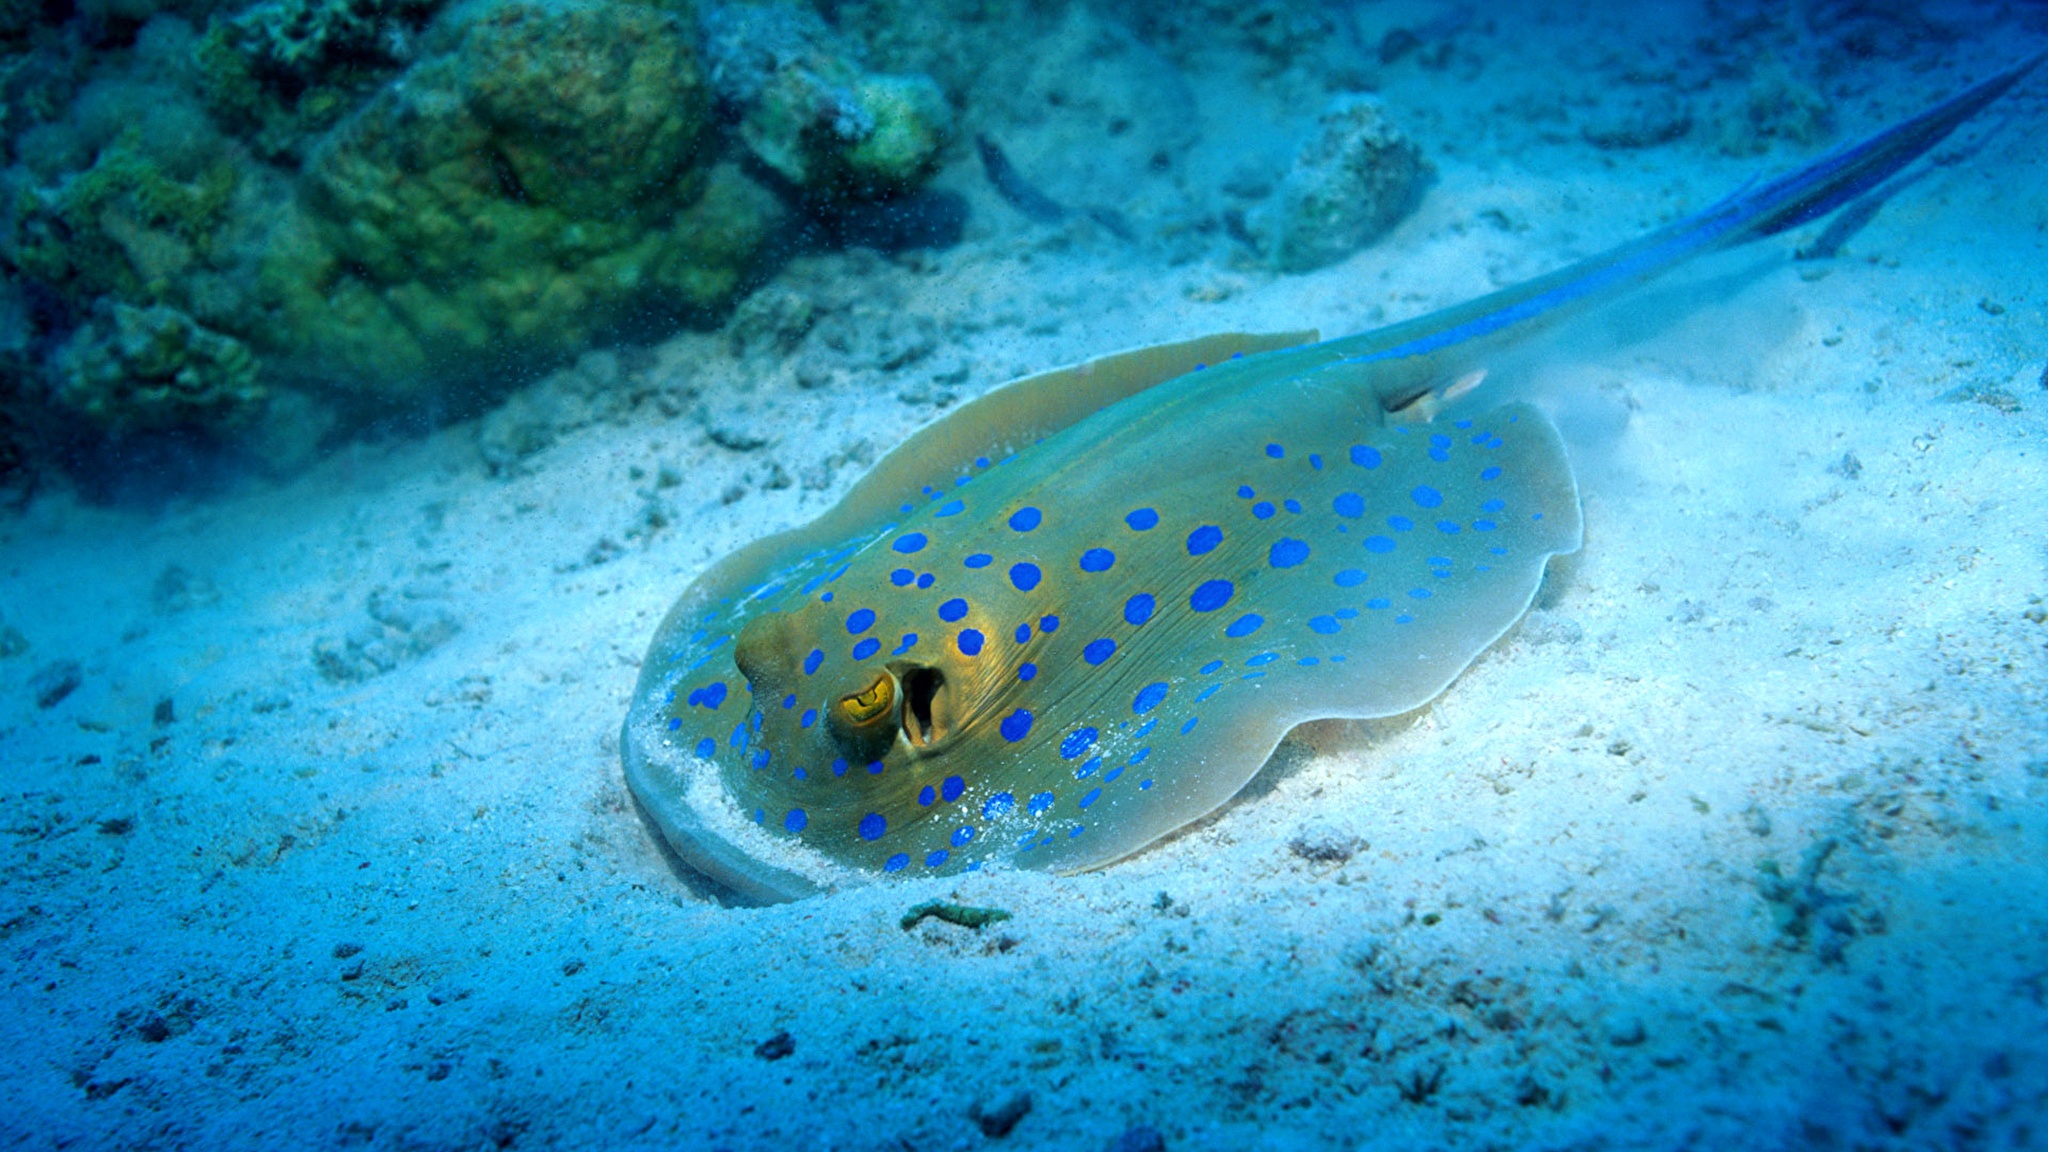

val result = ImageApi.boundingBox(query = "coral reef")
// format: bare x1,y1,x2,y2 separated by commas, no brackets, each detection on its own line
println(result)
0,0,947,485
195,0,441,160
1248,94,1429,274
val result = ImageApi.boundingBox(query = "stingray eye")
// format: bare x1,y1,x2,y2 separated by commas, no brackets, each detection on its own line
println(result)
827,671,899,763
839,674,895,725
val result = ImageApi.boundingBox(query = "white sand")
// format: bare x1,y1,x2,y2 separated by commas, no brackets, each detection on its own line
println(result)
3,4,2045,1148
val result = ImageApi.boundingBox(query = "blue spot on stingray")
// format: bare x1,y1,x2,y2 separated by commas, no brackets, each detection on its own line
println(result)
983,793,1015,818
1181,717,1200,735
1351,445,1382,469
831,758,849,777
1365,535,1396,553
1285,499,1302,514
925,849,949,868
939,598,968,622
1133,683,1169,714
1412,486,1444,509
1011,562,1042,591
893,533,928,554
1124,593,1155,626
1237,485,1256,499
1198,684,1224,701
1084,638,1117,665
694,737,715,758
890,568,915,586
1333,492,1365,519
918,785,935,806
1334,568,1367,587
1481,466,1503,481
1310,454,1323,470
1079,788,1102,809
1265,443,1284,459
884,853,909,872
1079,548,1116,573
950,826,976,847
1190,579,1235,612
1187,525,1223,555
1041,614,1060,632
1367,597,1392,610
1000,709,1034,742
958,629,985,655
1389,516,1415,531
1437,521,1460,534
1126,508,1159,531
942,775,966,802
891,633,918,655
1018,662,1037,681
1482,498,1506,512
667,717,682,731
784,809,807,832
1226,613,1264,638
1431,433,1452,449
1010,507,1043,532
1076,757,1099,780
1246,653,1279,666
1409,588,1433,599
1014,623,1030,644
1308,615,1341,635
800,709,817,728
688,682,729,709
1199,660,1223,674
858,813,886,841
1253,501,1275,519
916,573,935,589
1029,792,1055,815
1130,747,1152,765
1269,538,1311,568
866,760,883,776
936,499,964,517
1061,727,1099,759
1473,520,1497,532
965,553,993,569
851,638,880,660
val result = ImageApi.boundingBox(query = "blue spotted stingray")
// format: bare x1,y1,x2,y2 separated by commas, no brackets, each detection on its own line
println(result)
622,59,2039,901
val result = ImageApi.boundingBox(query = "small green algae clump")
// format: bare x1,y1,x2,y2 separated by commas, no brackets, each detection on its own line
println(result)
900,901,1014,931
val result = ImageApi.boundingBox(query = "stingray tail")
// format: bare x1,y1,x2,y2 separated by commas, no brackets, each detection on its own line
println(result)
1327,52,2043,409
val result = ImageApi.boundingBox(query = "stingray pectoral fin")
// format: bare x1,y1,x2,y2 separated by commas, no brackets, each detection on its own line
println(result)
1030,400,1582,876
824,330,1320,533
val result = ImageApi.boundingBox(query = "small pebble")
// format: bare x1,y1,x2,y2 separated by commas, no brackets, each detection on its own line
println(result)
1108,1125,1166,1152
971,1091,1032,1138
753,1030,795,1061
30,660,81,709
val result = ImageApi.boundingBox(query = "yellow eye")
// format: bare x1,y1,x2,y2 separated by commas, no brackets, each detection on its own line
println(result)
838,674,895,726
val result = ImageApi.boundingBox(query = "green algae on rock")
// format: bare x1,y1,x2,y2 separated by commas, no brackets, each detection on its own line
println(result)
704,1,952,202
52,300,263,435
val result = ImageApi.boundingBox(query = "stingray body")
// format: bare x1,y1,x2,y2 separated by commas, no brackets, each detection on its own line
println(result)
623,59,2038,901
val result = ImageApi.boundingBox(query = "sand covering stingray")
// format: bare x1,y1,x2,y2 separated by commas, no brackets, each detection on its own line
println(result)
622,56,2041,902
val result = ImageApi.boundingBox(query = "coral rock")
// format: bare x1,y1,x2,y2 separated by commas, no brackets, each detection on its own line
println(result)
1250,94,1430,274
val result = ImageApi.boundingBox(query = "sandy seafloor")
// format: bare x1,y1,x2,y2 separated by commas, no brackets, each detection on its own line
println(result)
5,3,2048,1149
